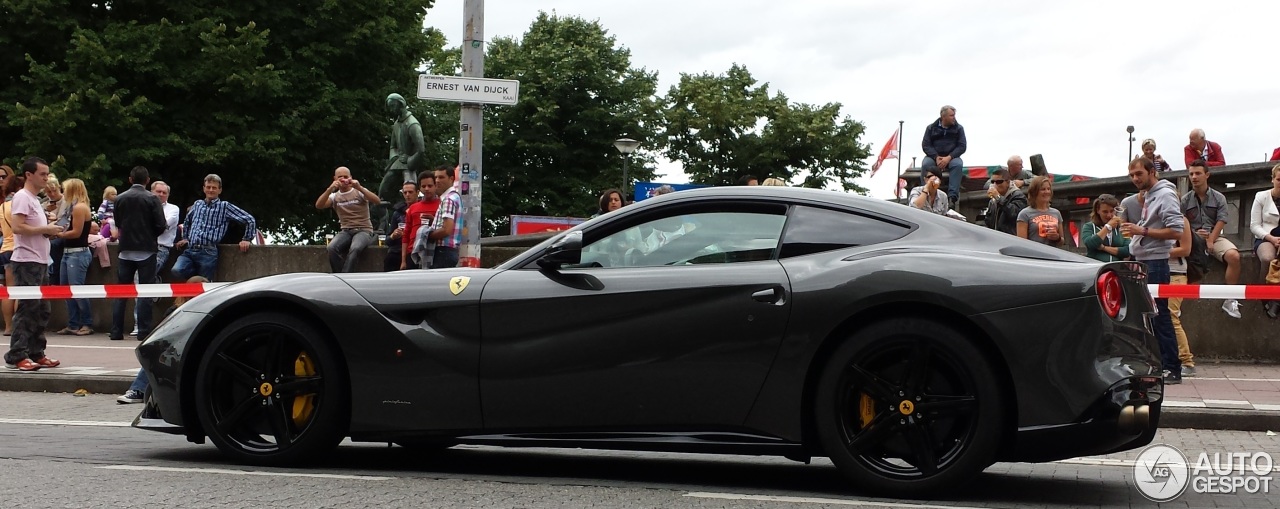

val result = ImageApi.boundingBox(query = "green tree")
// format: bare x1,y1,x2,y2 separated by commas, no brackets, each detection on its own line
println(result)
661,64,871,192
478,12,661,235
1,0,440,243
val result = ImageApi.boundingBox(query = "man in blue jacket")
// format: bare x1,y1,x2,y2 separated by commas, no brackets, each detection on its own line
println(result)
921,105,967,205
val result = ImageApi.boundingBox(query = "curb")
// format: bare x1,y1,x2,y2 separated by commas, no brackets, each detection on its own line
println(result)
1161,406,1280,432
0,373,131,396
2,374,1278,433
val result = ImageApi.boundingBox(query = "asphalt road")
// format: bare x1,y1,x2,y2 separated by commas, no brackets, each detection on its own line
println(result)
1,392,1277,508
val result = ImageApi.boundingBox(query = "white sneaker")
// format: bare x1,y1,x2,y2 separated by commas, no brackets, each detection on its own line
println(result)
128,328,139,337
1221,299,1241,319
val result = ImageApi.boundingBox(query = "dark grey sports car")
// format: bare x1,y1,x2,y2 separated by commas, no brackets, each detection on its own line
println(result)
135,186,1164,496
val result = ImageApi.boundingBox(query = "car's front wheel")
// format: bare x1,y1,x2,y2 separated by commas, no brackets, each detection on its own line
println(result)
815,318,1004,496
195,311,348,465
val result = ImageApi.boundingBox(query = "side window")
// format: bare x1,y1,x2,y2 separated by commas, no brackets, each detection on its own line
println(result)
580,210,786,268
779,206,911,258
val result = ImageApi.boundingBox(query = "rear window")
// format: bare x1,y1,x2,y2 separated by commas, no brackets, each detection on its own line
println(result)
779,206,911,258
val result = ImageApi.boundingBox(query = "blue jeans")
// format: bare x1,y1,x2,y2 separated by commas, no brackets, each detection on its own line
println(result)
60,249,93,330
327,230,375,273
128,368,148,393
1141,258,1180,375
431,246,459,269
133,247,172,334
155,247,171,281
112,254,156,339
921,156,965,203
171,245,218,281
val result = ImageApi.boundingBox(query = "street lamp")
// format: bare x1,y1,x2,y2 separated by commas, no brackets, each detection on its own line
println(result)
1126,126,1135,162
613,137,640,199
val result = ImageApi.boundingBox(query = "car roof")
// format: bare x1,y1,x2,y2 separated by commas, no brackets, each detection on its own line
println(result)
641,186,916,220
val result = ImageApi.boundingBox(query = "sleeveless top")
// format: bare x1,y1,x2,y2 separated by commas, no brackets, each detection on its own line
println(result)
65,212,91,248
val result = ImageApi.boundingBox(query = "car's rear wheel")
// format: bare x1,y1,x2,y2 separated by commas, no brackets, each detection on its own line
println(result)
195,311,348,465
815,318,1003,496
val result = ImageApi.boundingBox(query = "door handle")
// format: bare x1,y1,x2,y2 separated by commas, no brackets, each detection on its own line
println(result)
752,287,783,304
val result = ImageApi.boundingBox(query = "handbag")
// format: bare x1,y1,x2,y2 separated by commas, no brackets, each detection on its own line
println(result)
1267,259,1280,285
54,199,74,229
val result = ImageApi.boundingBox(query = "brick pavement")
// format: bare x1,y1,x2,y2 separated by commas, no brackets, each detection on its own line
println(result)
2,334,1279,430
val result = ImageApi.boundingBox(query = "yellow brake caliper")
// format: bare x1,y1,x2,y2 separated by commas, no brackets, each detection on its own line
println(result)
292,352,317,427
859,392,876,429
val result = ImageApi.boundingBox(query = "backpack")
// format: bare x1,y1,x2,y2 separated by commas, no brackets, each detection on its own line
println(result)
1185,233,1211,283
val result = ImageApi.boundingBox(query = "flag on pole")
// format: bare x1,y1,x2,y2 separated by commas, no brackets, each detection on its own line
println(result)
870,129,900,176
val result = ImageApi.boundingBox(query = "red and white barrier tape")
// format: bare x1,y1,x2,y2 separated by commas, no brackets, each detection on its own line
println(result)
1147,284,1280,300
0,282,1274,301
0,283,230,300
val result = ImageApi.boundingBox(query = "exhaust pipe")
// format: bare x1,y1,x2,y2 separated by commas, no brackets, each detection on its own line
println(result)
1118,404,1151,435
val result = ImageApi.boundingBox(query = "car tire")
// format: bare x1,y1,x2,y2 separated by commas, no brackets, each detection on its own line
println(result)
195,311,348,466
814,317,1003,496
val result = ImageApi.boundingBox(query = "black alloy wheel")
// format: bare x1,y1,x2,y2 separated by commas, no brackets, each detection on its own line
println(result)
815,318,1003,496
195,311,348,465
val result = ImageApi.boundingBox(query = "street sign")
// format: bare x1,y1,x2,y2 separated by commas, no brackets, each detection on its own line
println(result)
417,74,519,106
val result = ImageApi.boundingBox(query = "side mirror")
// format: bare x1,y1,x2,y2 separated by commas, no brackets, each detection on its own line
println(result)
537,231,583,270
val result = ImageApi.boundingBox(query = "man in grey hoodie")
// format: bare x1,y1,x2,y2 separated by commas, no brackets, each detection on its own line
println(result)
1120,156,1185,384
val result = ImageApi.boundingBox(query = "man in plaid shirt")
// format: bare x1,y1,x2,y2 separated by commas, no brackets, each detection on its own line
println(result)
426,165,463,268
172,174,257,281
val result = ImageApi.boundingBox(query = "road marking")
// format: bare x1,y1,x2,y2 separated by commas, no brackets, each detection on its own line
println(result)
1056,457,1134,467
1254,404,1280,411
1163,400,1207,408
1202,399,1253,407
684,492,988,508
99,465,393,480
46,344,137,350
59,369,117,375
0,418,131,427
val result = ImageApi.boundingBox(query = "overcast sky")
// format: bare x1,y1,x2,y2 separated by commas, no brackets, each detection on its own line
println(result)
425,1,1280,198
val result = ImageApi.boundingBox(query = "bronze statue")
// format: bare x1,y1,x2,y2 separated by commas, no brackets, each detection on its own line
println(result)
379,93,425,207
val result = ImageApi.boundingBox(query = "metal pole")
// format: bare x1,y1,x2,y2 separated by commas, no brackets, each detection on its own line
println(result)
457,0,484,267
894,120,904,199
621,157,630,200
1126,125,1135,162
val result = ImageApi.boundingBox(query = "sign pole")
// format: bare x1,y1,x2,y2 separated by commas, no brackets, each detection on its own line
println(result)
458,0,484,267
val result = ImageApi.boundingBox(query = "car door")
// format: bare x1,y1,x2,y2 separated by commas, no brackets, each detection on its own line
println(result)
479,200,792,430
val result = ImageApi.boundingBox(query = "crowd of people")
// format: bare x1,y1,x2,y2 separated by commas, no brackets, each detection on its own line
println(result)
902,108,1280,385
0,156,472,404
0,158,259,390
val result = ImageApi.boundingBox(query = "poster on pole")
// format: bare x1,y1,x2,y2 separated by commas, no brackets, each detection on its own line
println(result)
509,215,589,236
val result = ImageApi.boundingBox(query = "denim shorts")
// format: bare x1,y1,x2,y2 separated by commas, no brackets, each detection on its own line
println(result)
0,250,11,268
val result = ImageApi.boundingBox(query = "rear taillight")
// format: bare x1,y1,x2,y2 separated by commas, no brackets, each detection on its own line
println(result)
1097,271,1123,318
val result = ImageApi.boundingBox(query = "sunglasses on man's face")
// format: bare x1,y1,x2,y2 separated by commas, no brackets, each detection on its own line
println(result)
991,180,1006,184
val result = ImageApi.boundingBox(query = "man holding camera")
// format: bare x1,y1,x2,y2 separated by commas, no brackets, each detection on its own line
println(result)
317,166,381,273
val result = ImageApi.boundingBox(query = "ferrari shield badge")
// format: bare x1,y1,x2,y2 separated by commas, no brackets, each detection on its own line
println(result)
449,276,471,296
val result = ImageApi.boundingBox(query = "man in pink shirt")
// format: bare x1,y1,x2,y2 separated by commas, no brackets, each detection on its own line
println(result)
3,157,66,372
